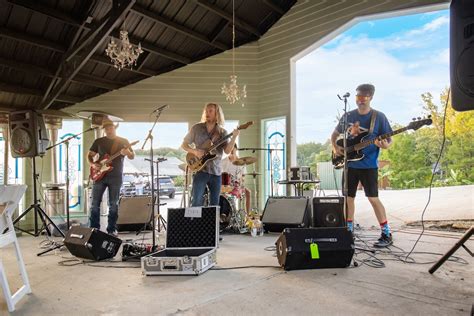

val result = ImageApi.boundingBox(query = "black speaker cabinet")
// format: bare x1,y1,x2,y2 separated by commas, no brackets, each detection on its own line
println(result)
312,197,345,228
64,226,122,261
276,227,354,270
117,195,153,232
450,0,474,111
262,196,310,232
9,110,50,158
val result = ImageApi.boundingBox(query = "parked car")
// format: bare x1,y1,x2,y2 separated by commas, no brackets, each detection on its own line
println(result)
155,176,176,198
120,174,136,196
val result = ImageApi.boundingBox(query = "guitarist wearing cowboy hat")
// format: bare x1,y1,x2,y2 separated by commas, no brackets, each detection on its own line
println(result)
88,117,135,236
182,102,239,207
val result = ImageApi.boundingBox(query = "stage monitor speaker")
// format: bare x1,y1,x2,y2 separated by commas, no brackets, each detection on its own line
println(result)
9,110,50,158
450,0,474,111
64,226,122,261
312,197,345,228
276,227,354,270
117,195,153,232
262,196,310,232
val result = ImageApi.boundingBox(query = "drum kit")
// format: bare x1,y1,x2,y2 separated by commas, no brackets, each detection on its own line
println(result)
218,155,261,233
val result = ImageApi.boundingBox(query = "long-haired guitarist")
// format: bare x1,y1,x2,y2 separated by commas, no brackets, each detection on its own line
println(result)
88,118,135,236
331,83,393,247
181,102,239,207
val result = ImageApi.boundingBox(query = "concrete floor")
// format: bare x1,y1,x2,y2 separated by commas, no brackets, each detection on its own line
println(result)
1,185,473,315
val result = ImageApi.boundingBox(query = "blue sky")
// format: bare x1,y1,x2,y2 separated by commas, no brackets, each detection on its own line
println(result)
296,9,450,144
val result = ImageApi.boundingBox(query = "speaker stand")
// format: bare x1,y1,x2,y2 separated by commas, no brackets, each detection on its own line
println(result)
10,158,65,239
429,226,473,274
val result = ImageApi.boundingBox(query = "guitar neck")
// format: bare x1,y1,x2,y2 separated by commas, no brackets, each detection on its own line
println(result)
207,133,233,152
350,126,410,152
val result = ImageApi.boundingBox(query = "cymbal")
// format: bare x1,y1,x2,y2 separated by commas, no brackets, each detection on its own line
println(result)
243,172,261,177
232,156,257,166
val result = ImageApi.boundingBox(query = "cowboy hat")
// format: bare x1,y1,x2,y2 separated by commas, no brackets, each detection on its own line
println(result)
101,117,119,128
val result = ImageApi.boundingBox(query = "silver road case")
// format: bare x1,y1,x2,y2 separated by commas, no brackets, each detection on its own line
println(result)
141,206,219,276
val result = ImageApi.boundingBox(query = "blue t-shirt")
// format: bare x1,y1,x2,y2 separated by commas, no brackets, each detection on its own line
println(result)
336,109,392,169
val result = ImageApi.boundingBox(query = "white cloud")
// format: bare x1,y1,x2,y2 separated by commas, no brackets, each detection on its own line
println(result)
407,16,449,36
296,14,449,144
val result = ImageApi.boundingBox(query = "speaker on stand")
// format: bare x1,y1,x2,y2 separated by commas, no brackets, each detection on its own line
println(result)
450,0,474,112
7,110,64,241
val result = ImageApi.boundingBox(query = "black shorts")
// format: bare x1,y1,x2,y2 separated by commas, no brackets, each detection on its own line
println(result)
342,168,378,198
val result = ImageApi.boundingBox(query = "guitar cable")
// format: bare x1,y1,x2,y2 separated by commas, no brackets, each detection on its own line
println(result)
404,88,450,262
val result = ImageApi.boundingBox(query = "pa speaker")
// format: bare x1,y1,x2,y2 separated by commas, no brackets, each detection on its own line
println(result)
117,195,153,232
9,110,49,158
276,227,354,270
450,0,474,111
312,197,345,227
64,226,122,261
262,196,310,232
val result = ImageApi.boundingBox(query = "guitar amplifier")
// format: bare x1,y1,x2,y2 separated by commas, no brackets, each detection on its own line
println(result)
262,197,310,232
117,195,153,232
276,227,354,270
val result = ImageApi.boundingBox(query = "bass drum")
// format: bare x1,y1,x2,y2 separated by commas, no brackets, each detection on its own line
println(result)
219,194,234,230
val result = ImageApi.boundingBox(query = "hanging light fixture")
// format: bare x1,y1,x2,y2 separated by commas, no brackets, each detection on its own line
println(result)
105,30,144,71
221,0,247,106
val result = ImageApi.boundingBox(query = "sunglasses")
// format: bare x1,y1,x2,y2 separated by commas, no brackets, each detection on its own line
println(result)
355,95,371,101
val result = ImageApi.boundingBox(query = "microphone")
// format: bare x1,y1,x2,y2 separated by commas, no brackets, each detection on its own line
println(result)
152,104,169,113
342,92,350,98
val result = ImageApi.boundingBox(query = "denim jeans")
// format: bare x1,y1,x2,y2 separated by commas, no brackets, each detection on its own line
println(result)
191,171,221,207
89,175,122,233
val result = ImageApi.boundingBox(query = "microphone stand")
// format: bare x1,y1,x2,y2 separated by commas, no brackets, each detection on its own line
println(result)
141,110,164,251
144,157,168,232
337,94,350,226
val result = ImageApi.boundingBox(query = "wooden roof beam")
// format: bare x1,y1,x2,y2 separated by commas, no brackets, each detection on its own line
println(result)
41,0,136,109
261,0,286,16
131,4,229,51
194,0,262,37
0,81,81,104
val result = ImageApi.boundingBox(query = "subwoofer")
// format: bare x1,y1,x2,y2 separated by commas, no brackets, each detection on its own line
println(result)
450,0,474,111
64,226,122,261
9,110,49,158
312,197,345,227
117,195,153,232
276,227,354,270
261,196,310,232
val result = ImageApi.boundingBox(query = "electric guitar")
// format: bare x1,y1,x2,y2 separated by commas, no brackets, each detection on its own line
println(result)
332,117,432,169
90,140,139,181
186,121,254,172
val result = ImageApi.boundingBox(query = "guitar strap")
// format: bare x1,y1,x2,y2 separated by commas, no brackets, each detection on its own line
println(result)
369,109,377,135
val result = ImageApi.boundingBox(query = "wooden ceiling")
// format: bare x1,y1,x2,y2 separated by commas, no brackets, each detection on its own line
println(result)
0,0,296,111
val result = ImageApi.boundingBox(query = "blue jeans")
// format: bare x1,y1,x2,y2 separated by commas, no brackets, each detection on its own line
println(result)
192,171,221,206
89,175,122,233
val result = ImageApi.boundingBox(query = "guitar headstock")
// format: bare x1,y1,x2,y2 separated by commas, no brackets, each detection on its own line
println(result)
407,115,432,131
238,121,254,130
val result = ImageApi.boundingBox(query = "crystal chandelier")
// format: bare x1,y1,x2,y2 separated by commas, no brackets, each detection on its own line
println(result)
105,30,143,71
221,0,247,106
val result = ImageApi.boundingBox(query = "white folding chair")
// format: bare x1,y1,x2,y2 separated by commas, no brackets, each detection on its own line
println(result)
0,185,31,312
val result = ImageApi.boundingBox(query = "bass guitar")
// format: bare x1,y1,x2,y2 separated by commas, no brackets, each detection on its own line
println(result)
186,121,254,172
332,117,432,169
90,140,139,181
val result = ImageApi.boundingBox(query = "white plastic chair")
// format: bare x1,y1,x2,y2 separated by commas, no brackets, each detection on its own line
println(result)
0,185,31,312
